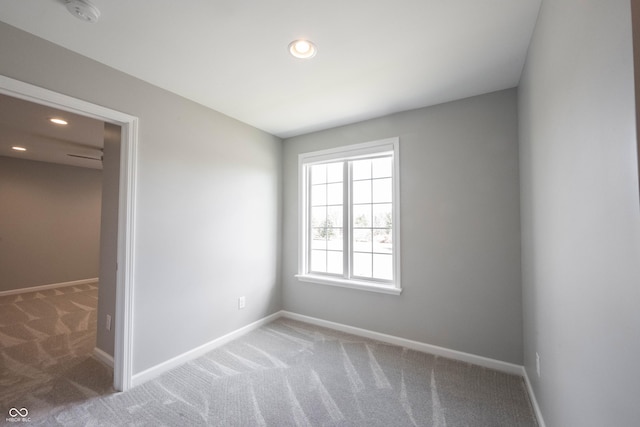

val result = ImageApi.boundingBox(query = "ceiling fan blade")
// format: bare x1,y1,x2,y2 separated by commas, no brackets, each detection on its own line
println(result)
67,153,102,161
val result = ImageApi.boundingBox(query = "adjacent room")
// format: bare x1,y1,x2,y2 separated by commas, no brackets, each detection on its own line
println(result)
0,0,638,426
0,95,124,405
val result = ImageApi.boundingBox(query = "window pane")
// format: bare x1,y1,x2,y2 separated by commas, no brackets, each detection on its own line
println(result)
311,164,326,184
327,251,343,274
327,228,343,250
373,229,392,253
353,252,372,278
327,182,343,205
311,184,326,206
372,254,393,280
352,180,371,204
326,162,343,183
327,206,343,228
353,229,372,252
352,159,371,180
353,204,371,228
373,204,392,228
372,178,392,203
372,157,392,179
311,228,327,249
311,206,326,227
313,222,335,239
311,250,326,272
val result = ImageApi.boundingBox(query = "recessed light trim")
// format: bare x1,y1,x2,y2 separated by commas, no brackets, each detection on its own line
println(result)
12,146,27,152
289,39,317,59
50,118,68,125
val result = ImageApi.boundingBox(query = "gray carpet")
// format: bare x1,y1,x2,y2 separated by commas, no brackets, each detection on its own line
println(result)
2,303,538,426
0,282,113,416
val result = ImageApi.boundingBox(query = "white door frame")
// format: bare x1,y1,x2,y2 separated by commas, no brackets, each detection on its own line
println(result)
0,75,137,391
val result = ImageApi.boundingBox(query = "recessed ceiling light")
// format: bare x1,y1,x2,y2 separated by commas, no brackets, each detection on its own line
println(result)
50,118,68,125
12,146,27,152
289,39,317,59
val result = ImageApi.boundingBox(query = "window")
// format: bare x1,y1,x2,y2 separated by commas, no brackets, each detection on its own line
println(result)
296,138,401,295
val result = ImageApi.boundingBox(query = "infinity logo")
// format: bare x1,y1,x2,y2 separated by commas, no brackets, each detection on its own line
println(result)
8,407,28,417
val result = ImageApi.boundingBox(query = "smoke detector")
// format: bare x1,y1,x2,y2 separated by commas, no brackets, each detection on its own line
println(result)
65,0,101,23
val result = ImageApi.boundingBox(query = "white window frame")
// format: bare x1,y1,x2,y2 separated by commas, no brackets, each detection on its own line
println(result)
296,137,401,295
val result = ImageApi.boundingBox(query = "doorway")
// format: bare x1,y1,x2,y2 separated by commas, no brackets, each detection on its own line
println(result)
0,75,137,392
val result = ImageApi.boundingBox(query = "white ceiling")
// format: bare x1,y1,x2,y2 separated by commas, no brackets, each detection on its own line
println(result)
0,0,541,139
0,93,105,169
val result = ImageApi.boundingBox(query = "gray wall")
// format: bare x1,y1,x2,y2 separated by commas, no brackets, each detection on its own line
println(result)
0,156,102,292
0,22,283,373
518,0,640,425
96,123,121,356
282,89,523,364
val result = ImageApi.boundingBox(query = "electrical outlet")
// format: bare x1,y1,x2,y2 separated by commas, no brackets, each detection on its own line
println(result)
238,296,246,309
106,314,112,331
536,352,540,377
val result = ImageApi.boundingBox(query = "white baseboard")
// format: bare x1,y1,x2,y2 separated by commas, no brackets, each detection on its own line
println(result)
280,311,524,376
93,347,114,368
0,278,99,297
131,311,282,387
523,368,546,427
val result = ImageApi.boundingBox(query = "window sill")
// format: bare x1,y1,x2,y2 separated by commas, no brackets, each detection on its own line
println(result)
295,274,402,295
